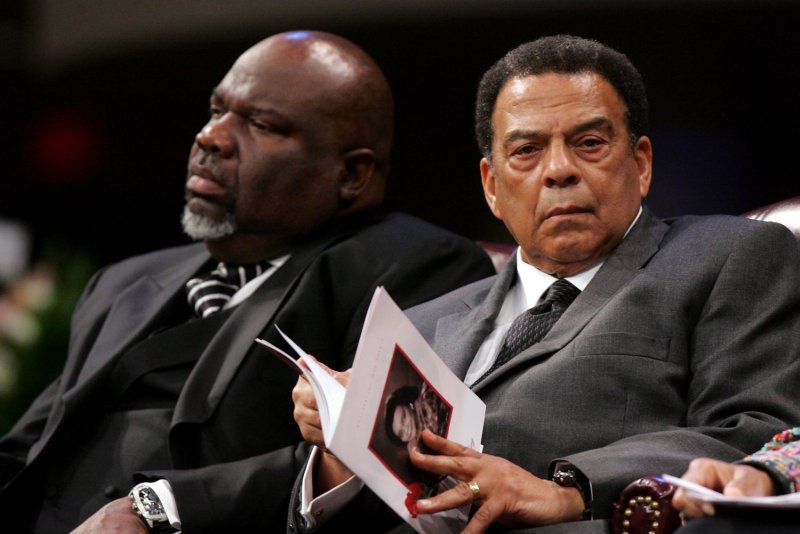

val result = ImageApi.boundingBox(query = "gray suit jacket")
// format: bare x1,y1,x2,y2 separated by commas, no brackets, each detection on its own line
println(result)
301,209,800,534
409,208,800,528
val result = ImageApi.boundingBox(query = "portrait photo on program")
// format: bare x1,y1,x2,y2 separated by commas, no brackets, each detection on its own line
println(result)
368,345,452,487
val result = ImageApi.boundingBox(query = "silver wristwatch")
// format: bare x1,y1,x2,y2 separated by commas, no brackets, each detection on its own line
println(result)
129,483,175,533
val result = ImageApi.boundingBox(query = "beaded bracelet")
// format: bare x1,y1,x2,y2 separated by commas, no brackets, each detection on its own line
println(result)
755,428,800,453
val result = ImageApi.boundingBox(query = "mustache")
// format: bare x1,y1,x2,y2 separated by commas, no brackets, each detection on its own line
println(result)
188,154,225,184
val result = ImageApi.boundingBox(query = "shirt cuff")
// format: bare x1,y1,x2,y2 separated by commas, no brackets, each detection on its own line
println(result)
300,446,364,530
146,479,182,530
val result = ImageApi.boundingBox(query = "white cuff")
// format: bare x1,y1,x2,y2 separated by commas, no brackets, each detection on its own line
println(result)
299,446,363,530
145,479,182,530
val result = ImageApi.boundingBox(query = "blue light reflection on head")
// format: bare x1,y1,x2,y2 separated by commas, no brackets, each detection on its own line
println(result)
284,31,311,41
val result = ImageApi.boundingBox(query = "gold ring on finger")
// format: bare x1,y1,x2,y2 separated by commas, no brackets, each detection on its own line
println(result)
467,480,481,501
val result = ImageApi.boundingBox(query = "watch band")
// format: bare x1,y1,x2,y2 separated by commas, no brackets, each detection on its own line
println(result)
552,467,593,520
129,483,176,533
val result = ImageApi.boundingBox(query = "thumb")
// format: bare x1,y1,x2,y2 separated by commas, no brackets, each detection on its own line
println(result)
334,368,352,387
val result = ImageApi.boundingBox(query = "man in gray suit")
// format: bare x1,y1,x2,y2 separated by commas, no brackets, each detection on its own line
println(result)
291,35,800,533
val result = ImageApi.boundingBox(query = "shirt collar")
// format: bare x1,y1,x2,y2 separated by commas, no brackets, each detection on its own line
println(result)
514,206,642,307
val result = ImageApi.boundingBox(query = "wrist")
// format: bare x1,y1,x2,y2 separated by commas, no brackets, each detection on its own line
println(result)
129,483,177,533
552,483,586,521
551,465,592,520
735,459,791,495
313,449,353,496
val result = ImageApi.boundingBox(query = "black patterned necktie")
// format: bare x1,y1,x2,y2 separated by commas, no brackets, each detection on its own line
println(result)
186,261,270,318
475,279,580,385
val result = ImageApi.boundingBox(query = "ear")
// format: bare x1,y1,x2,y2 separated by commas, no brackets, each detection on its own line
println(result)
339,148,377,202
480,157,503,220
634,136,653,199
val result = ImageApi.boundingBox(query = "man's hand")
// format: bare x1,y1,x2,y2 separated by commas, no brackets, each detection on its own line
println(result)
672,457,775,519
291,357,353,495
411,430,584,534
291,357,351,448
70,497,148,533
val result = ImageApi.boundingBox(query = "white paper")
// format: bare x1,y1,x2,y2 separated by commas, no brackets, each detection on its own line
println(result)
329,287,485,533
253,333,345,441
256,287,486,533
662,473,800,508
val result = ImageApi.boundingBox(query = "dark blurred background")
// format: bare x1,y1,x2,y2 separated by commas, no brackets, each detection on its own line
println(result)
0,0,798,430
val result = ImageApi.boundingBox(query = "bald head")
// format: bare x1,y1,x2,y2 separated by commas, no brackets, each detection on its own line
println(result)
184,31,394,262
240,31,394,206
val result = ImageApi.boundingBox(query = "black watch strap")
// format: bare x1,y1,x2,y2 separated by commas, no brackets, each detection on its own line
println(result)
552,467,593,520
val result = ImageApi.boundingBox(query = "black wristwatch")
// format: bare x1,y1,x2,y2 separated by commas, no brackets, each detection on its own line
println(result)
552,467,593,520
129,483,176,533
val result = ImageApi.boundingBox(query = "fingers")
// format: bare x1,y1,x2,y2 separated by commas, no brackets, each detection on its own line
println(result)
292,376,324,445
725,464,774,497
291,376,318,411
336,368,352,387
300,355,352,387
411,449,478,481
409,430,482,481
682,458,732,491
411,433,485,516
672,488,714,519
420,429,482,457
417,479,482,515
672,458,732,519
302,354,328,372
463,501,501,534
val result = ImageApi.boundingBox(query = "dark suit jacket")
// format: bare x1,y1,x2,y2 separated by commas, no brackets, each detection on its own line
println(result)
0,211,496,533
293,209,800,533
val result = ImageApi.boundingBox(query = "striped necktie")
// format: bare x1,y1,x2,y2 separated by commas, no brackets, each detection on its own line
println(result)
474,278,580,385
186,261,270,318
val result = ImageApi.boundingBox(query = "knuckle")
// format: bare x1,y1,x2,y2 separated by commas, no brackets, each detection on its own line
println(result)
455,483,473,498
473,504,494,522
688,457,709,469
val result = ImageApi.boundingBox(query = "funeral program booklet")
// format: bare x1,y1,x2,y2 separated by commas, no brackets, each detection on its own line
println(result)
256,287,486,534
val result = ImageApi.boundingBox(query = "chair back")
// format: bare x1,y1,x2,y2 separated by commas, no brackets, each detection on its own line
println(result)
743,196,800,240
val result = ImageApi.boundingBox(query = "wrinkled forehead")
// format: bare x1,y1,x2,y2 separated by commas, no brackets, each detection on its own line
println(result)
493,72,628,135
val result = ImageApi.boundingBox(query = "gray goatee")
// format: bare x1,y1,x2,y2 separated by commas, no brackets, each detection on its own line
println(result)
181,206,236,241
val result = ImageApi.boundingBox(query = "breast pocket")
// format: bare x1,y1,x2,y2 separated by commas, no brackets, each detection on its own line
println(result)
573,332,671,361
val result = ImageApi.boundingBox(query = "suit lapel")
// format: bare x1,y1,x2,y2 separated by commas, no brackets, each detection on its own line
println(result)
70,247,210,388
472,210,668,393
28,246,211,463
172,226,357,427
432,256,517,380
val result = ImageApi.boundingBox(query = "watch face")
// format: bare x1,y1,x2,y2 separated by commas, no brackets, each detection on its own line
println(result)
134,486,167,519
554,470,577,486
